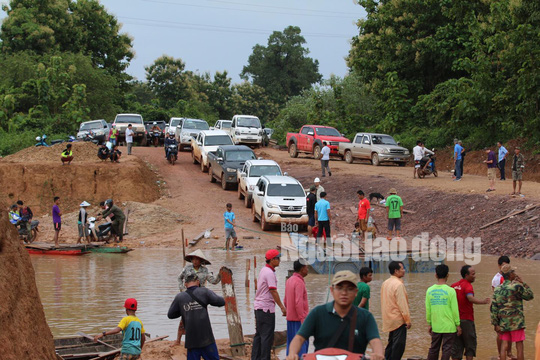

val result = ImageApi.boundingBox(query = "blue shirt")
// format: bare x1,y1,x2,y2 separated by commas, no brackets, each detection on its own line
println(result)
314,199,330,221
118,315,145,355
498,146,508,162
454,144,463,160
224,211,235,229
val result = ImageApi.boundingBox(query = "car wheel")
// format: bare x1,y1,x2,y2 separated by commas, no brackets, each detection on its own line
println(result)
371,153,380,166
345,151,353,164
313,145,321,159
221,174,228,190
201,160,208,173
179,144,184,151
238,185,244,199
245,194,252,208
209,166,216,183
398,162,406,167
192,151,198,164
288,143,298,158
261,211,271,231
251,202,259,222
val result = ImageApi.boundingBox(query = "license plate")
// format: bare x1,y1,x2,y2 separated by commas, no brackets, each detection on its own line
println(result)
394,158,401,161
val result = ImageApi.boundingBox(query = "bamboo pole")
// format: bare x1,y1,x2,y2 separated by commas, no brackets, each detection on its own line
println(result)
181,229,186,266
253,255,258,290
245,258,250,287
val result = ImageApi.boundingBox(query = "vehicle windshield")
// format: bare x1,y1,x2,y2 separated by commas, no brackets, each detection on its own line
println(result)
220,121,232,129
249,165,282,177
225,150,256,161
267,183,305,197
237,117,261,128
171,119,182,127
204,135,233,146
264,129,273,135
80,122,103,131
371,135,397,145
184,120,209,130
115,115,142,124
315,127,341,137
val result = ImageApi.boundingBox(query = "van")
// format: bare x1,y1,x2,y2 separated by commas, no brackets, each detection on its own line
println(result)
229,115,263,147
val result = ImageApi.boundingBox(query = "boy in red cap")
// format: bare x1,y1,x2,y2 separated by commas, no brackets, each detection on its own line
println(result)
94,298,146,359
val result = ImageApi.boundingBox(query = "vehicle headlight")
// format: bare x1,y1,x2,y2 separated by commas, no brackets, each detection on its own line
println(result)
404,150,410,155
226,168,236,173
381,148,389,154
266,202,277,209
302,206,307,212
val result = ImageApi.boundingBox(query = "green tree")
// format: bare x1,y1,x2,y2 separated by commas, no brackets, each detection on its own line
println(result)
241,26,322,104
145,55,191,109
231,82,279,124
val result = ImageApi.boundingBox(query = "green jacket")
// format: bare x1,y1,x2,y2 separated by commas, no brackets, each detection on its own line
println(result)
101,205,125,222
512,153,525,171
491,280,534,332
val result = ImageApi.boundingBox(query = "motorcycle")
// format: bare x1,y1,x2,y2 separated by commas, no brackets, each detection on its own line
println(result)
18,220,40,243
149,130,161,147
88,217,113,242
35,135,49,147
166,144,178,165
417,152,438,178
82,131,99,144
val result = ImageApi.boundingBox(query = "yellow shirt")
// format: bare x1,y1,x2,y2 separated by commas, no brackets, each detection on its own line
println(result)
381,275,411,332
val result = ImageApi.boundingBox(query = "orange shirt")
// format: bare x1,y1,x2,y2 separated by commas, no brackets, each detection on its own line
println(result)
381,275,411,332
358,198,371,220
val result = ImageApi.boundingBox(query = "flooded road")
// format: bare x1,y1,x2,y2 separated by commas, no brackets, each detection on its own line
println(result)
32,249,539,358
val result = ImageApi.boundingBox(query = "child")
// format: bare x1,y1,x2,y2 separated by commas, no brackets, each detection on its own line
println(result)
366,208,379,239
77,201,91,244
353,267,373,310
224,203,238,250
61,144,73,165
94,298,145,359
110,145,122,163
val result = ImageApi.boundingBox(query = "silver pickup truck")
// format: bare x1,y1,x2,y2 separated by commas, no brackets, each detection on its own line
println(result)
338,132,410,166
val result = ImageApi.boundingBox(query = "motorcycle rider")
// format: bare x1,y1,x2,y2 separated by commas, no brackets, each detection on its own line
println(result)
151,122,161,132
9,204,21,225
164,131,178,159
413,141,435,178
97,199,126,243
17,200,34,242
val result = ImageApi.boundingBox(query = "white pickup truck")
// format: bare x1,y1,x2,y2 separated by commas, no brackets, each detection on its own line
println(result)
251,175,308,231
191,130,233,172
237,160,283,208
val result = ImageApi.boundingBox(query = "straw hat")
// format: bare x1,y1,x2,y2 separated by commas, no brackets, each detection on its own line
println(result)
185,249,211,265
80,201,91,207
388,188,397,195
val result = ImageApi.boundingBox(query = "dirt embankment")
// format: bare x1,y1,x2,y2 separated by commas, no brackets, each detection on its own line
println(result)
0,202,57,360
0,142,161,216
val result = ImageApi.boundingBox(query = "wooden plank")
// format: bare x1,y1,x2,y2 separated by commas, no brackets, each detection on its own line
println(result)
89,335,168,360
189,227,214,246
123,208,130,235
479,204,539,230
350,206,357,214
220,267,245,357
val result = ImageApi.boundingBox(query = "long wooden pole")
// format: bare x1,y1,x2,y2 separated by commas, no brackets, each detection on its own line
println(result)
253,255,258,290
245,259,250,287
220,267,245,357
181,228,186,266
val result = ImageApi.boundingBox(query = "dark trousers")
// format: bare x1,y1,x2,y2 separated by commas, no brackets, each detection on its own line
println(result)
385,324,407,360
317,220,331,246
187,342,219,360
427,332,455,360
498,159,506,180
321,159,331,176
455,159,462,179
460,157,464,176
251,309,275,360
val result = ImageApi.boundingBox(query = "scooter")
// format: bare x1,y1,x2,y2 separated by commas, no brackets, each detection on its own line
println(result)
83,131,99,144
166,144,178,165
417,152,438,178
88,217,113,242
149,130,161,147
35,135,49,147
18,220,40,243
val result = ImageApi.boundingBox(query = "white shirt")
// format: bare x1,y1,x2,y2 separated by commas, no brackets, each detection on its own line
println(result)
126,128,134,143
321,146,330,160
413,146,434,161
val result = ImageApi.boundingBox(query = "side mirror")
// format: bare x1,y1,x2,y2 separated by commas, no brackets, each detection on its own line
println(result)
240,172,246,177
307,131,314,136
257,191,264,196
197,142,202,146
257,157,263,160
397,142,401,146
341,133,345,137
217,157,223,162
283,172,288,176
104,125,108,128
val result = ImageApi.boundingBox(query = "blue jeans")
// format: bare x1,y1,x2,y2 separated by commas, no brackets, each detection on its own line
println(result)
110,138,117,146
287,321,308,357
187,343,219,360
455,159,462,179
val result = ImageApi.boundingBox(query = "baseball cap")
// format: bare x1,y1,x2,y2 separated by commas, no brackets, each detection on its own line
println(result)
314,177,320,183
331,270,359,287
265,249,281,260
124,298,138,311
501,264,517,274
388,188,397,194
309,185,317,191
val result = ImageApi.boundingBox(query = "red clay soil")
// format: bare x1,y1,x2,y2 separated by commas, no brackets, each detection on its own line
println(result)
0,201,57,360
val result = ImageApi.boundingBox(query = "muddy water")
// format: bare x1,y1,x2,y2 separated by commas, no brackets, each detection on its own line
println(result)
32,250,539,358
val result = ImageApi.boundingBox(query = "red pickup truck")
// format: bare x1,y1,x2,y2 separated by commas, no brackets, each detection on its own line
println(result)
286,125,350,159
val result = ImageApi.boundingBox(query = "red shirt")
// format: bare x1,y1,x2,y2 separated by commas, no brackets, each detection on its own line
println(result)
284,272,309,322
451,279,475,321
358,198,371,220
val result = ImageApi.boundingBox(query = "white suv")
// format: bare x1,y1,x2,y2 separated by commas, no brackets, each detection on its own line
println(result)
191,130,233,172
251,176,308,231
237,160,283,208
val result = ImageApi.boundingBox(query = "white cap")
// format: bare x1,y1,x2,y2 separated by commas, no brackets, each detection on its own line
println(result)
80,201,91,207
314,177,321,183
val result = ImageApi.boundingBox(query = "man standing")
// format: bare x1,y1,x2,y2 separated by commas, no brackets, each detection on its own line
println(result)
511,147,525,196
17,200,33,243
314,192,331,247
168,273,225,359
426,264,461,360
77,201,91,244
252,249,286,360
284,260,309,358
224,203,238,251
52,196,62,248
497,141,508,180
126,124,134,155
357,190,371,241
97,199,126,243
483,147,497,192
320,141,331,177
381,261,411,360
306,186,317,236
386,188,403,240
454,140,464,181
353,267,373,310
286,271,384,360
313,178,325,201
491,264,534,360
451,265,490,360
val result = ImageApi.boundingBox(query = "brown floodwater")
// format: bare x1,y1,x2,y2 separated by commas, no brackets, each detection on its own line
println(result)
31,249,539,358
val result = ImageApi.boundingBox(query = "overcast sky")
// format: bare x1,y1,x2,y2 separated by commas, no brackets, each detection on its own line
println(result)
1,0,365,83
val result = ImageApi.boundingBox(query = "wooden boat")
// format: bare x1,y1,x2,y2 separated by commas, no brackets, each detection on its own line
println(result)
27,248,90,256
55,333,122,360
88,246,133,254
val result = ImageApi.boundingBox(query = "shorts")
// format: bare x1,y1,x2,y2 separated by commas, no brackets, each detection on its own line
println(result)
225,227,237,239
78,223,89,237
358,219,367,231
452,319,477,359
54,223,61,231
308,214,315,227
487,168,496,180
499,329,526,343
415,160,421,169
512,170,523,181
118,353,140,360
388,218,401,231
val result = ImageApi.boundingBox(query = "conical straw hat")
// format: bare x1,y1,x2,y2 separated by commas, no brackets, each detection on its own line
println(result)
185,249,211,265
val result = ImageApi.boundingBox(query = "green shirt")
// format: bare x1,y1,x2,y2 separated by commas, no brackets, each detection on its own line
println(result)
491,280,534,332
297,301,380,353
353,282,371,310
425,284,460,333
385,195,403,219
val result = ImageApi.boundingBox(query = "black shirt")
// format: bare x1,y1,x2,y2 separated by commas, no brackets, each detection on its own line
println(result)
98,147,109,158
167,286,225,349
306,193,317,217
